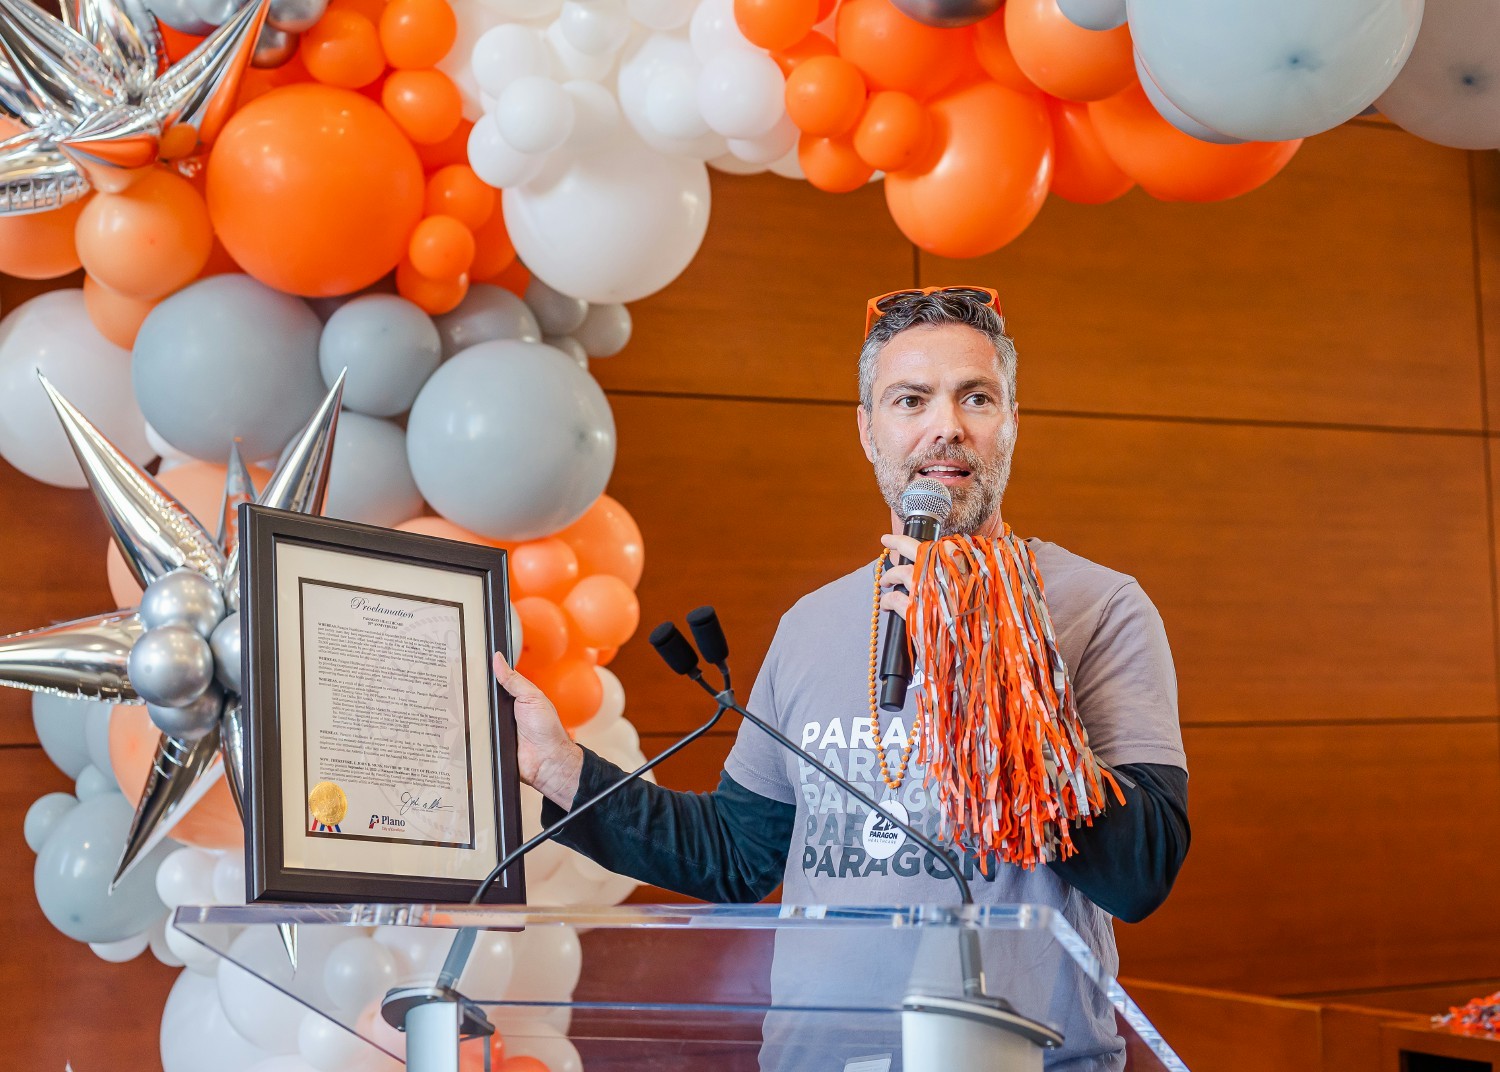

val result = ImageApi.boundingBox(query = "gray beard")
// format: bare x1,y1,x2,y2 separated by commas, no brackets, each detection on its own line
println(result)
871,436,1015,536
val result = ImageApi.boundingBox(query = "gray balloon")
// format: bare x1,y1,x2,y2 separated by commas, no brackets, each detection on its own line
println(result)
432,285,541,359
1056,0,1124,30
24,793,78,853
323,411,426,527
84,702,118,790
524,277,589,337
140,568,226,638
573,303,631,358
32,693,103,777
210,612,242,693
252,24,298,67
134,275,327,462
319,295,442,417
144,0,215,34
74,765,116,800
33,793,171,943
147,686,224,741
406,341,615,540
127,625,215,709
544,335,589,369
189,0,238,25
889,0,997,26
268,0,326,32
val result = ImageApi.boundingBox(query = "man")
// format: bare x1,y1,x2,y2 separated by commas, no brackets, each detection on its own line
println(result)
494,288,1189,1064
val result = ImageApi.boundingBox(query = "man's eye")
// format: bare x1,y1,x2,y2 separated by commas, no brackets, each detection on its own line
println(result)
966,393,992,406
895,396,921,409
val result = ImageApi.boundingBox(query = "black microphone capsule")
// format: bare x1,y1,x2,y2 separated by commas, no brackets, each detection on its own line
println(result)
685,605,730,666
649,622,701,676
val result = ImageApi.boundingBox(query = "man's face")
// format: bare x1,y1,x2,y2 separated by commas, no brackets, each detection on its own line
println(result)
856,323,1018,536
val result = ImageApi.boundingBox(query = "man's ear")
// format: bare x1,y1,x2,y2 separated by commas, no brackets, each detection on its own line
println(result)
856,404,876,464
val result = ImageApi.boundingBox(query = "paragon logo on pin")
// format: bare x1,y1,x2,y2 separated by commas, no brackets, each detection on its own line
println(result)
861,801,908,859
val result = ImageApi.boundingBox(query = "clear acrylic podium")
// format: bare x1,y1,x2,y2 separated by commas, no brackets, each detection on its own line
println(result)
174,902,1189,1071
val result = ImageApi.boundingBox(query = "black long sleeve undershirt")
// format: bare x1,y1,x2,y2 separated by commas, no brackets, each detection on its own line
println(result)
541,747,1189,920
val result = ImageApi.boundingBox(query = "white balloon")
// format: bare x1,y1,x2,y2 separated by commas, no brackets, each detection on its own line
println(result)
689,0,752,59
503,130,710,303
1132,50,1242,143
618,31,726,158
487,0,562,17
587,715,642,769
768,144,804,179
1376,0,1500,149
471,24,550,101
1127,0,1424,141
297,1012,397,1072
212,851,248,905
726,110,798,163
501,1020,584,1072
572,302,631,357
157,847,219,910
456,930,515,997
1056,0,1125,30
498,75,577,154
628,0,694,30
161,968,273,1072
708,151,767,174
559,0,630,55
505,924,583,1000
696,48,785,139
24,792,79,852
91,928,151,962
646,63,711,139
469,114,546,189
524,833,571,883
372,925,459,985
545,17,617,80
440,0,514,119
165,918,227,974
323,936,399,1014
217,926,348,1052
563,79,622,148
150,914,186,966
0,290,152,488
73,764,115,800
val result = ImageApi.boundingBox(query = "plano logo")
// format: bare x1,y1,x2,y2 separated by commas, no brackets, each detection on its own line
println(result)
368,814,407,830
861,800,908,860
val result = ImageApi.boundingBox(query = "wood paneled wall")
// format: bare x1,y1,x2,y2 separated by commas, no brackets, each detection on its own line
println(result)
3,120,1499,1068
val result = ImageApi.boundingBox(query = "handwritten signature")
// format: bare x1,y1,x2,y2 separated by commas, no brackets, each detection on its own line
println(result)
398,791,454,815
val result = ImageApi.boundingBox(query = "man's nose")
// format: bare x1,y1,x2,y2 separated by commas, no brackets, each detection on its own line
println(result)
928,400,965,445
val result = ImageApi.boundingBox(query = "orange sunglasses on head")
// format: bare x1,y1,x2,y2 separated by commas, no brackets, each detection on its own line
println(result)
864,285,1002,336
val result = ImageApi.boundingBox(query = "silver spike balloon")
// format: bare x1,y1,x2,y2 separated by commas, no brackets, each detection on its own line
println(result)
112,728,224,887
65,0,163,99
39,373,226,589
0,610,143,699
217,439,256,554
0,0,122,120
0,126,88,213
277,922,298,973
141,0,267,149
55,102,158,190
219,695,245,817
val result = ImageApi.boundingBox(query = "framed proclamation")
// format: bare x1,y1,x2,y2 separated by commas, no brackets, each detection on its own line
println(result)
239,504,525,904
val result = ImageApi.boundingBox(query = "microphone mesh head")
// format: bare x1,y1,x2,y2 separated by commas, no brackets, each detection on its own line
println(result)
900,478,953,523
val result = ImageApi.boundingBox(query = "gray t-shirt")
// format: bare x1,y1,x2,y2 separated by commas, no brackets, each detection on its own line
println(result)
724,538,1186,1069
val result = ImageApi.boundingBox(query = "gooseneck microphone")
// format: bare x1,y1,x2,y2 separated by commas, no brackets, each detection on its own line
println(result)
878,478,953,712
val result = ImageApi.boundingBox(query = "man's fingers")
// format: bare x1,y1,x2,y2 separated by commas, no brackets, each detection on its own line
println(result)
879,590,909,620
880,533,920,562
882,563,913,591
492,651,548,704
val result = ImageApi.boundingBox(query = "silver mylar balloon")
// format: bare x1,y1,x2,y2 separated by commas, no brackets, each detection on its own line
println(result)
188,0,241,28
142,0,267,147
127,624,214,708
0,610,142,699
146,683,224,740
209,611,241,692
0,0,121,119
140,568,226,637
267,0,325,34
0,127,89,214
62,0,163,100
142,0,215,36
251,23,297,68
888,0,999,28
220,697,246,816
57,103,159,191
113,727,222,885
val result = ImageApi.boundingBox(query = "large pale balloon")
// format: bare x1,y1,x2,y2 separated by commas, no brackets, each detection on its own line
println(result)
1127,0,1424,141
406,341,615,540
1376,0,1500,149
502,130,710,303
617,30,727,159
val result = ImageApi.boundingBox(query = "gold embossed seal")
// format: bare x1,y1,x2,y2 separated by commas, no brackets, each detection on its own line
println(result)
308,781,348,827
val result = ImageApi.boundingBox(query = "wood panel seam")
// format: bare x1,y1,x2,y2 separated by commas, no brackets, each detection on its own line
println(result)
1469,148,1500,776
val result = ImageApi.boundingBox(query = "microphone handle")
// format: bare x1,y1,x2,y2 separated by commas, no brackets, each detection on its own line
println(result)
878,512,941,712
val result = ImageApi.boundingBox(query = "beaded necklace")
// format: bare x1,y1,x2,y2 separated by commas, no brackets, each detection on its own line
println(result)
867,552,921,790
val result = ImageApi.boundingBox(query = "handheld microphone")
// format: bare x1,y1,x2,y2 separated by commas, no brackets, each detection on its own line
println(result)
878,479,952,712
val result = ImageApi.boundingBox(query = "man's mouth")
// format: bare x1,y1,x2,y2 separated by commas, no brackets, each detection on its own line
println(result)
916,463,973,486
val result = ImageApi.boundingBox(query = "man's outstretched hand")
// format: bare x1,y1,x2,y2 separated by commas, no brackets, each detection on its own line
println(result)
492,651,583,808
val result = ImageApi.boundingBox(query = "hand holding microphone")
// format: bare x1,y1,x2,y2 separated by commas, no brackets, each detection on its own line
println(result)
877,478,953,713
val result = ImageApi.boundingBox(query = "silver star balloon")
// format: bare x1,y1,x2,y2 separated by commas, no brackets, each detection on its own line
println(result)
0,374,345,887
0,0,266,214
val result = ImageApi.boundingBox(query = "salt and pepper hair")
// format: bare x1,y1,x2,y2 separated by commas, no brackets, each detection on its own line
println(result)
858,291,1019,411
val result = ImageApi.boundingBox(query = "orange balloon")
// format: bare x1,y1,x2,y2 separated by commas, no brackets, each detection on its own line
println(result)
207,84,424,297
469,205,517,280
425,165,496,230
484,258,530,296
972,11,1036,94
330,0,387,21
511,538,581,601
0,197,85,279
498,1057,550,1072
562,575,640,649
1046,97,1132,204
853,90,930,172
395,515,511,547
593,645,617,666
514,596,570,672
1088,83,1301,202
158,23,205,63
784,55,867,137
409,214,476,278
836,0,970,100
772,30,836,77
383,68,463,144
109,703,243,851
397,259,469,312
1003,0,1132,102
196,236,242,279
236,53,310,109
75,168,213,301
735,0,818,52
83,275,157,349
531,657,603,729
301,9,386,89
415,117,474,170
554,494,644,588
380,0,457,68
799,132,873,193
884,81,1052,257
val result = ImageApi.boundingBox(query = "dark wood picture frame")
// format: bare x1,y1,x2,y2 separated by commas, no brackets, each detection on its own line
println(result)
239,504,525,904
